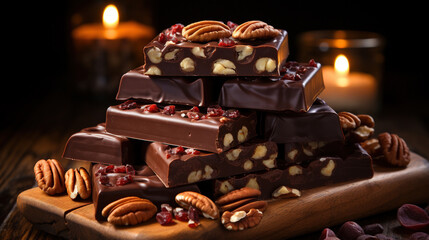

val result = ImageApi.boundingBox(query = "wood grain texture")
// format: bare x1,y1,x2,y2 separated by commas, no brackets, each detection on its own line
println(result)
15,153,429,240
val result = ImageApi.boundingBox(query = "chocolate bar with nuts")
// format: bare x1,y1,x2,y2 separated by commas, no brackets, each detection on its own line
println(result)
92,163,200,221
145,141,278,188
62,123,146,165
279,141,344,167
218,60,324,112
105,103,257,153
260,98,345,143
116,66,224,106
143,22,289,77
213,143,373,199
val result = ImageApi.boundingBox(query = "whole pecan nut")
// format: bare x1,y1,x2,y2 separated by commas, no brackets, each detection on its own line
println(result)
65,167,91,200
338,112,361,130
175,191,219,219
222,208,263,231
215,187,266,213
34,159,65,195
215,187,261,206
102,196,157,226
378,132,411,167
182,20,231,42
232,20,280,40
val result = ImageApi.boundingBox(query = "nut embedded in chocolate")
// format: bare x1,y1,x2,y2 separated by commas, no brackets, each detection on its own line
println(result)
34,159,65,195
378,132,411,167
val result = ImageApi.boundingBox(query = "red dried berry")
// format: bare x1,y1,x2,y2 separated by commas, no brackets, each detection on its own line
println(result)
281,73,295,80
161,203,173,213
218,37,235,47
207,105,224,117
187,206,200,228
227,21,238,31
319,228,337,240
173,207,189,222
142,104,159,113
162,105,176,115
116,174,133,186
113,165,126,173
99,175,110,185
187,111,203,120
171,146,185,155
185,148,200,155
125,164,135,175
222,109,240,119
308,59,318,68
119,100,138,110
95,166,106,176
156,211,173,225
397,204,429,231
170,23,184,34
189,106,200,112
158,32,166,43
294,74,302,81
105,165,115,173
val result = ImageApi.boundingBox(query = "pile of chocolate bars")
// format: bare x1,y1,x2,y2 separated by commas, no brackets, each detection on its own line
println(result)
62,20,374,222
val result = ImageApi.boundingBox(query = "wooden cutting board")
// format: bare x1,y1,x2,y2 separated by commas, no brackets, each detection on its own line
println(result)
17,152,429,240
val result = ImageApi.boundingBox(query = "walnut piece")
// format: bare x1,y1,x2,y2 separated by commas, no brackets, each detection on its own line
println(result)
272,186,301,199
65,167,91,200
232,20,280,40
34,159,65,195
182,20,231,42
102,196,157,226
175,191,219,219
378,132,411,167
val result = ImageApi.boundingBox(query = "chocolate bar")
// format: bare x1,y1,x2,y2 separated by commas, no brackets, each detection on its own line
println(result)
105,103,257,153
143,23,289,77
218,61,324,112
145,141,278,188
92,164,200,221
260,98,344,143
62,123,146,165
213,143,373,199
116,66,223,106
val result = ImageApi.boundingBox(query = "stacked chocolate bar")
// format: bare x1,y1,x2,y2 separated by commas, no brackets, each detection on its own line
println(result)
62,20,374,221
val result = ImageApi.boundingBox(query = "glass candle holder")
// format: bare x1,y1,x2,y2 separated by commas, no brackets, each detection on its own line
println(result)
297,30,384,113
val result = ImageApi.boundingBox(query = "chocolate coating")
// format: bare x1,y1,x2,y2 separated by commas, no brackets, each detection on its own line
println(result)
145,140,278,188
260,98,345,143
92,164,200,221
105,104,257,153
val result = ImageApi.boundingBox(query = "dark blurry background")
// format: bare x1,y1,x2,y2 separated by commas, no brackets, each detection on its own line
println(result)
3,0,428,127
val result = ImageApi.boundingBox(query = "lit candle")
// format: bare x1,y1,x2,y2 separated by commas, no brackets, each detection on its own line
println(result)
71,4,155,96
320,54,377,112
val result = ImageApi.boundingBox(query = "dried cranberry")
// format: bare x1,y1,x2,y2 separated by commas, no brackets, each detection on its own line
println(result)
397,204,429,231
187,111,203,120
185,148,200,155
218,38,235,47
207,105,224,117
95,166,106,176
281,73,295,80
116,175,133,186
319,228,337,240
173,207,189,222
363,223,384,235
161,204,173,213
113,165,126,173
308,59,318,68
98,175,110,185
294,74,302,81
189,106,200,112
222,109,240,119
162,105,176,115
296,66,308,75
187,206,200,228
158,32,166,43
227,21,238,31
119,100,138,110
165,153,171,159
105,165,115,173
156,211,173,225
170,23,184,34
125,164,135,175
142,104,159,113
171,146,185,155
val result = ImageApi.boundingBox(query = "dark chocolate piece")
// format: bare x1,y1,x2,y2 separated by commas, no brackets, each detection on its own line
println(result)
214,143,373,199
260,98,344,143
92,163,200,221
143,26,289,77
279,141,344,167
218,61,324,112
145,141,278,188
62,123,146,165
116,66,223,106
105,104,257,153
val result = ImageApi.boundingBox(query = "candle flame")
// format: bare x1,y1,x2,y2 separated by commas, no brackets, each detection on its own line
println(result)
334,54,350,87
103,4,119,29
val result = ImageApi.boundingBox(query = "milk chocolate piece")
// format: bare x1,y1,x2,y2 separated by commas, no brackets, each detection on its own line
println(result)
214,143,373,199
145,141,278,188
105,103,257,153
62,123,145,165
219,61,324,112
261,98,344,143
92,163,200,221
116,66,223,106
143,25,289,76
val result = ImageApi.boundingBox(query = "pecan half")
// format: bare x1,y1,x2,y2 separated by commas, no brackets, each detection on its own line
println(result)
360,138,382,158
34,159,65,195
349,114,375,142
65,167,91,200
222,208,263,231
338,112,361,130
378,132,411,167
215,187,261,206
102,196,157,226
175,191,219,219
232,20,280,40
216,187,266,213
182,20,231,42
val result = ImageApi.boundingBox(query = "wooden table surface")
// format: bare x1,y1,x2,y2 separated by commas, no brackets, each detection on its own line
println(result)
0,91,428,240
